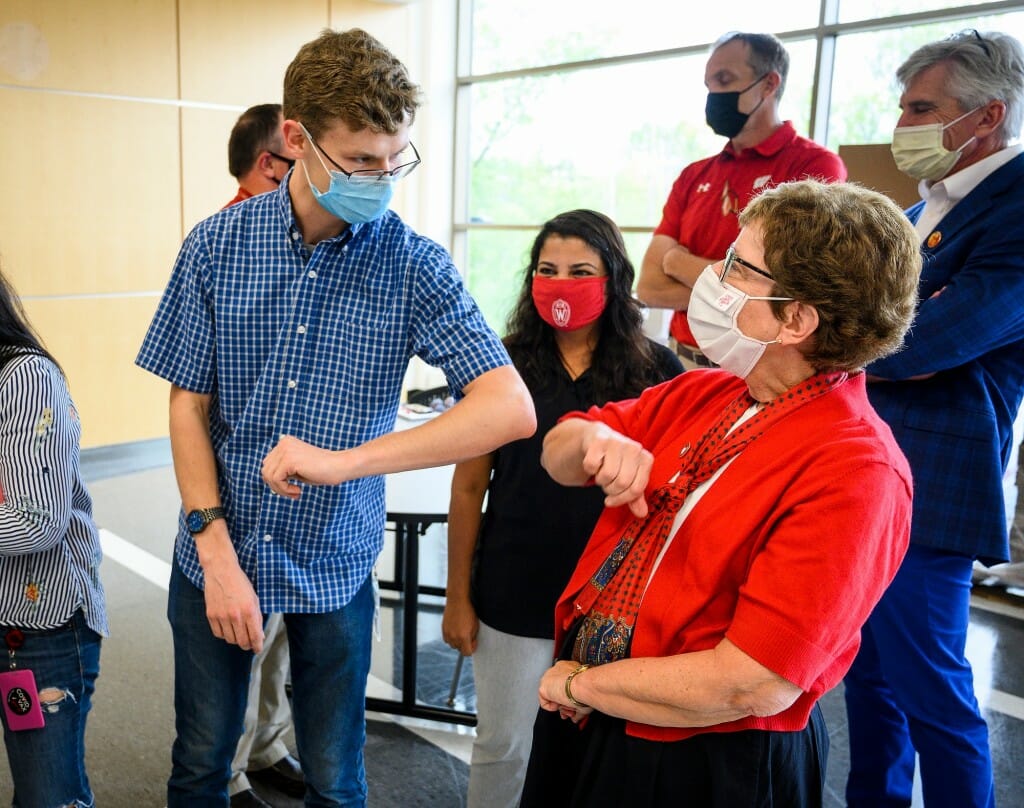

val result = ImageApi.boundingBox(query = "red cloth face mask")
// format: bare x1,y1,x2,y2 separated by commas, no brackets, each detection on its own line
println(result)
531,275,608,331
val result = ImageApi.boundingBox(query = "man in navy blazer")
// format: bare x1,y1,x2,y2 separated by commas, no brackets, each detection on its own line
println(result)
844,30,1024,808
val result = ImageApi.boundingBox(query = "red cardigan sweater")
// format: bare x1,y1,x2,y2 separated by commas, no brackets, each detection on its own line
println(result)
554,370,912,742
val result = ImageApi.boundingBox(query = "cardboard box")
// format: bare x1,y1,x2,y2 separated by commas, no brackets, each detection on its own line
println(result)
838,143,921,209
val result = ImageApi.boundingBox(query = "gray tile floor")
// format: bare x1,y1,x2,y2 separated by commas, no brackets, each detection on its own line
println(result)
1,442,1021,806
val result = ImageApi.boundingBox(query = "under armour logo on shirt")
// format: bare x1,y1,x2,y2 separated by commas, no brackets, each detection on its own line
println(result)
697,183,711,193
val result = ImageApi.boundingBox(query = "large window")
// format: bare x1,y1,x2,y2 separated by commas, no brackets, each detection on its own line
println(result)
454,0,1024,331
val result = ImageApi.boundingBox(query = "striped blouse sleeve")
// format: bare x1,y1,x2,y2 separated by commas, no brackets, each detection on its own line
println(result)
0,355,78,556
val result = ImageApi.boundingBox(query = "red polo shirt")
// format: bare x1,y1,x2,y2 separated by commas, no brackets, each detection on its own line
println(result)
222,187,253,209
654,122,846,345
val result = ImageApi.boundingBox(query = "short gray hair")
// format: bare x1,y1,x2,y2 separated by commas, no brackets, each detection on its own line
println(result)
897,30,1024,142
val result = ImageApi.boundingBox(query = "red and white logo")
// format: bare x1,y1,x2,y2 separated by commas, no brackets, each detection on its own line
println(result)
715,290,738,309
551,299,571,328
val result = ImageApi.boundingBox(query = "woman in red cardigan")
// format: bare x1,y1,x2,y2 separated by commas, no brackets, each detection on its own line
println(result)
520,180,922,808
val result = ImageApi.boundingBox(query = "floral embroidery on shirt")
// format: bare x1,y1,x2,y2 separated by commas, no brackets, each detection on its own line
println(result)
90,551,102,588
32,407,54,457
23,581,41,605
14,495,51,526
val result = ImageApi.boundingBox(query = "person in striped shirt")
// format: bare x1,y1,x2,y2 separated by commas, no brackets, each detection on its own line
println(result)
0,267,108,807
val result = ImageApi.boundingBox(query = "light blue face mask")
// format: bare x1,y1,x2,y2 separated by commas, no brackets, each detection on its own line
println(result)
298,123,396,224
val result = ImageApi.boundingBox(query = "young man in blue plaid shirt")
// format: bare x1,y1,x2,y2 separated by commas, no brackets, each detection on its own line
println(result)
137,28,535,807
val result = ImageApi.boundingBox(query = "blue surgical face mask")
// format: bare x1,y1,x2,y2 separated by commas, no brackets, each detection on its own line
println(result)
298,123,396,224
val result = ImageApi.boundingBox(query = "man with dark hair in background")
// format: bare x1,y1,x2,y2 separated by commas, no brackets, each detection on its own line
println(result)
637,31,846,370
224,103,294,209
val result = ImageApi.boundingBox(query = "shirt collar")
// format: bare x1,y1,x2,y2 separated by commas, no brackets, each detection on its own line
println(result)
275,170,365,246
919,142,1024,205
723,121,797,159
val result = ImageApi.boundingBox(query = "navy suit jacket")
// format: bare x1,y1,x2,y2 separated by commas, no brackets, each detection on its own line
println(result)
867,151,1024,563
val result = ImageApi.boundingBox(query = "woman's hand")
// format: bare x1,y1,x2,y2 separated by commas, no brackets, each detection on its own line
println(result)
441,596,480,656
580,424,653,518
538,660,595,724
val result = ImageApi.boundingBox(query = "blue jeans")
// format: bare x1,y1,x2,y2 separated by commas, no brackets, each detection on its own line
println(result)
844,544,994,808
167,559,374,807
0,610,102,808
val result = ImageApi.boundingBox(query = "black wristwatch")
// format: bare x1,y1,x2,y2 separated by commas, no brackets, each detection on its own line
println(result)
185,506,226,535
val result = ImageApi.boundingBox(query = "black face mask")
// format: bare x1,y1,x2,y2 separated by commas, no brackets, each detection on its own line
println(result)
704,74,767,139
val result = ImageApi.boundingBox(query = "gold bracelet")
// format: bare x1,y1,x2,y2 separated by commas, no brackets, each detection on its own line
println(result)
564,663,591,708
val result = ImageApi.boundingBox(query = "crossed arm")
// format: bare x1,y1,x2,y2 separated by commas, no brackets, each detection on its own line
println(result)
636,235,716,312
538,640,802,728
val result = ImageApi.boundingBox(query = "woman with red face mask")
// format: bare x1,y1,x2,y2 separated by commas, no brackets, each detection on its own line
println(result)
441,209,682,808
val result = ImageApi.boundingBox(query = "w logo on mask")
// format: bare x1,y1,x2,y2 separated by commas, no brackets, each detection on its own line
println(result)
552,299,571,328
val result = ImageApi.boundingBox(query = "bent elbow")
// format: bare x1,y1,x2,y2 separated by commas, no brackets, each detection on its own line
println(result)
737,682,802,719
635,278,655,305
511,395,537,441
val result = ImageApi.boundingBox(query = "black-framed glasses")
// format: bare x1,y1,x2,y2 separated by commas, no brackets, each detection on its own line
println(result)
719,245,775,283
951,28,991,58
268,151,295,168
301,123,420,183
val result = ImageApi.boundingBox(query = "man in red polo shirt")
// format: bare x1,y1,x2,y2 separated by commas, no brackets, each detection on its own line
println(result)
637,32,846,370
224,103,294,210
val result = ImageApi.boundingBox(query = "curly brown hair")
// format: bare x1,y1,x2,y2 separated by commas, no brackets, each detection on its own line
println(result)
740,180,922,371
283,28,421,137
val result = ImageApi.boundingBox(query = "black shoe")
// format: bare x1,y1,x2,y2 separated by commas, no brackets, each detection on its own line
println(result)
230,789,274,808
247,753,305,798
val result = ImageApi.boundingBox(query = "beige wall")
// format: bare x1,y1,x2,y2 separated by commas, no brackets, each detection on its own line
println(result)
0,0,454,447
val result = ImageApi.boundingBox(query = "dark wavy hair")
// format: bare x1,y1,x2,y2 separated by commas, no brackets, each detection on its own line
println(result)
0,267,59,374
504,209,661,405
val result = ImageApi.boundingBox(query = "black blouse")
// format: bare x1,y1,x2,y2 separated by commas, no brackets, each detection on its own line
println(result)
471,340,682,638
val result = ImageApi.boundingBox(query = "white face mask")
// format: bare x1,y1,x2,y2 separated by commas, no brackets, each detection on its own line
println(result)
686,265,793,378
890,107,980,181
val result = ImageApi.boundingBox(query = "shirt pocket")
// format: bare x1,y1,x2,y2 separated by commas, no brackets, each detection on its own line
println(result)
310,318,410,431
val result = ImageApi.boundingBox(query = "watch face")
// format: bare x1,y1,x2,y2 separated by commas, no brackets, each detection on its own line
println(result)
186,510,205,533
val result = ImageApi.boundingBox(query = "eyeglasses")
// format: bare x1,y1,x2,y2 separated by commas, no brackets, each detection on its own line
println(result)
950,28,991,58
268,151,295,168
302,124,420,183
719,245,775,283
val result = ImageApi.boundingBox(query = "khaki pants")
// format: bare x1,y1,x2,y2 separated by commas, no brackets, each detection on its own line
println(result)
228,613,293,794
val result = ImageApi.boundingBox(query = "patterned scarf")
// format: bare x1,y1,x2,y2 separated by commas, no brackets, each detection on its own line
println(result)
571,371,848,665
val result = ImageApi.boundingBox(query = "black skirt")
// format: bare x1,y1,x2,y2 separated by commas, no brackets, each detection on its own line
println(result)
520,704,829,808
520,623,829,807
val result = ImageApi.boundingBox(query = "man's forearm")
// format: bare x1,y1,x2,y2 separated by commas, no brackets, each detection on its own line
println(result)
168,386,237,569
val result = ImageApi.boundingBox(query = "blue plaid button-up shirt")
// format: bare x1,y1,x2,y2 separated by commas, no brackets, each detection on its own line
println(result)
136,181,511,612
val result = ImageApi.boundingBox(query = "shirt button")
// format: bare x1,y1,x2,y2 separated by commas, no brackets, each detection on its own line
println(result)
291,231,300,240
297,325,306,334
287,379,297,389
263,534,273,542
308,270,317,279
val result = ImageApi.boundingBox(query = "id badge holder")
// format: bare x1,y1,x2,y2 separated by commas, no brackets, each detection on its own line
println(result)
0,628,45,730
